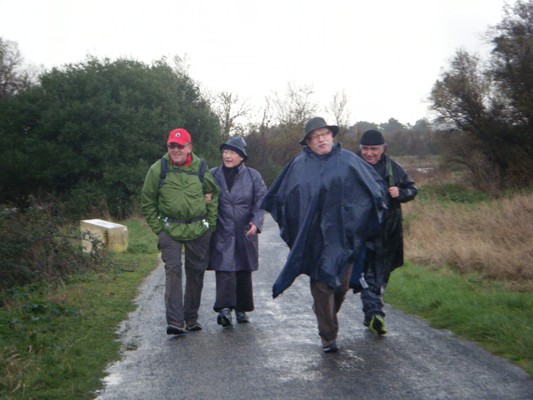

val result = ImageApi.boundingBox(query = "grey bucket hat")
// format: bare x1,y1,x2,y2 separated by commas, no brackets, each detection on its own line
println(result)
299,117,339,145
220,135,248,160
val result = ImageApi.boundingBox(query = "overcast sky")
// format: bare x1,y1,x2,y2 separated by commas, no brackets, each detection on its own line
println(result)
1,0,516,126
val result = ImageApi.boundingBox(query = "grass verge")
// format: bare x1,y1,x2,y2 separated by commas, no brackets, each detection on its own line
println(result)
0,218,158,400
385,262,533,376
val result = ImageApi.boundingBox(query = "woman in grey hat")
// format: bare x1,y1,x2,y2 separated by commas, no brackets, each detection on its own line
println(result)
208,136,268,327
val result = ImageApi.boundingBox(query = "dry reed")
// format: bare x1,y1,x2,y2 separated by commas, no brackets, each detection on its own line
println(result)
404,191,533,290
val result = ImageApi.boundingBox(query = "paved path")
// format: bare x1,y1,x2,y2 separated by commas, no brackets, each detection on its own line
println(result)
96,215,533,400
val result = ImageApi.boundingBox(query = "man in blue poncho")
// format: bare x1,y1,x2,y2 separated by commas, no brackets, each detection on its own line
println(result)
261,117,387,353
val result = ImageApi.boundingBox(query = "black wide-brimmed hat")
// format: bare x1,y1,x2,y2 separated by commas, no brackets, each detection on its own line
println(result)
299,117,339,145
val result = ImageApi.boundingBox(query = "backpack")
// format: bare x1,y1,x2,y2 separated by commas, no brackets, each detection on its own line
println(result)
159,157,207,191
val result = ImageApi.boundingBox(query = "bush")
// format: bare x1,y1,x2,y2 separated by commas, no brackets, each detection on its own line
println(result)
0,198,108,291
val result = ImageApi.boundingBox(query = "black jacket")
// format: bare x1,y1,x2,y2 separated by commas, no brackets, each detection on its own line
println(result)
351,153,418,290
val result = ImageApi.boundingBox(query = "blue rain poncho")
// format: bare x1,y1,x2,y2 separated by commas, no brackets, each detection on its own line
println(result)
261,143,387,298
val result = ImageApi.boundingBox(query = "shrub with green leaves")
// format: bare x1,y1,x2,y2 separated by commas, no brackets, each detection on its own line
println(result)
0,199,107,291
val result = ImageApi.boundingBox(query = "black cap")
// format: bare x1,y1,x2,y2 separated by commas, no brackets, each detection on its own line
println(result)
360,130,385,145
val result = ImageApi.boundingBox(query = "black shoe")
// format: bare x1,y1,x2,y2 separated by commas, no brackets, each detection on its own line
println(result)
217,308,232,327
167,321,187,335
186,320,202,331
322,342,339,353
236,312,249,323
369,315,387,336
364,315,371,327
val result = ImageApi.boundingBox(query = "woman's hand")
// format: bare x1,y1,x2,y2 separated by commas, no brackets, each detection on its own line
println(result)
245,223,258,237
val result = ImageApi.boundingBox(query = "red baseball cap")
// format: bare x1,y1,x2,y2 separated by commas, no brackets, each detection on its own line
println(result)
167,128,191,146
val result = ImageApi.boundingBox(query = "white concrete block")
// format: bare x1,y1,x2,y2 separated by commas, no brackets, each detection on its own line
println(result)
80,219,128,253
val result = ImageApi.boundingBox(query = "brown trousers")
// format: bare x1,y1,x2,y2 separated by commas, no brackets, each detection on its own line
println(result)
310,264,353,345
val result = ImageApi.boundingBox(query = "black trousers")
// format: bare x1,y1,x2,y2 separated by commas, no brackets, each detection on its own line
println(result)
360,248,386,319
213,270,254,312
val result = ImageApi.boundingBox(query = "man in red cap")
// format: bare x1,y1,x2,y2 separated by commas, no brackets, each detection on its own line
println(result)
142,128,219,335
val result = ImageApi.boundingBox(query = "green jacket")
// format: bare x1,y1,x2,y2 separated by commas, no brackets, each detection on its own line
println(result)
141,152,220,241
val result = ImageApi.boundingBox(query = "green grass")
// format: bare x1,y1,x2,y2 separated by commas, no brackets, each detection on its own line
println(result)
418,183,490,204
0,218,158,400
385,262,533,375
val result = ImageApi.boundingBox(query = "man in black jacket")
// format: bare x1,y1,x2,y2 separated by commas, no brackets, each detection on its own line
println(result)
355,129,418,335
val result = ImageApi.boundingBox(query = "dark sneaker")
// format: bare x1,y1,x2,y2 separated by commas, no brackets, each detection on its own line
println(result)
369,315,387,335
322,342,339,353
364,315,371,327
167,321,187,335
236,312,249,323
186,320,202,331
217,308,232,327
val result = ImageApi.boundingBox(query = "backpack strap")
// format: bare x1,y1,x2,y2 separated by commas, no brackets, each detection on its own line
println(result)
387,159,394,187
159,157,169,189
385,157,394,187
160,157,207,191
198,159,207,188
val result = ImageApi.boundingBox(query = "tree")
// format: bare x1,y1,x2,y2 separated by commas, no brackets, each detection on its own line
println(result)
0,37,35,98
253,84,319,168
430,50,491,130
327,90,351,128
489,0,533,147
211,91,252,138
270,84,318,128
429,0,533,192
0,56,221,217
380,117,406,134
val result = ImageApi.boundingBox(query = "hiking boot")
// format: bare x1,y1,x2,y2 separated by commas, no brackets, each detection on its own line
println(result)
167,321,187,335
322,342,339,353
186,320,202,331
236,312,249,323
369,315,387,336
217,308,232,327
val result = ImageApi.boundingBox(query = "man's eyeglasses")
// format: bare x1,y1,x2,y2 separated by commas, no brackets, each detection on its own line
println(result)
308,131,331,142
168,143,188,150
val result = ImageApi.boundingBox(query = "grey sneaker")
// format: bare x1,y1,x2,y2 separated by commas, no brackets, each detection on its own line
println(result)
186,320,202,331
167,321,187,335
236,312,249,323
217,308,232,327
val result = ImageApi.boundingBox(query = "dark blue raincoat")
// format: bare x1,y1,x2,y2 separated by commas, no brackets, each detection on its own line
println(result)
208,164,268,272
261,143,387,298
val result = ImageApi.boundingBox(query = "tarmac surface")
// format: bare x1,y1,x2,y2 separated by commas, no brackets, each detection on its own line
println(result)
96,214,533,400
